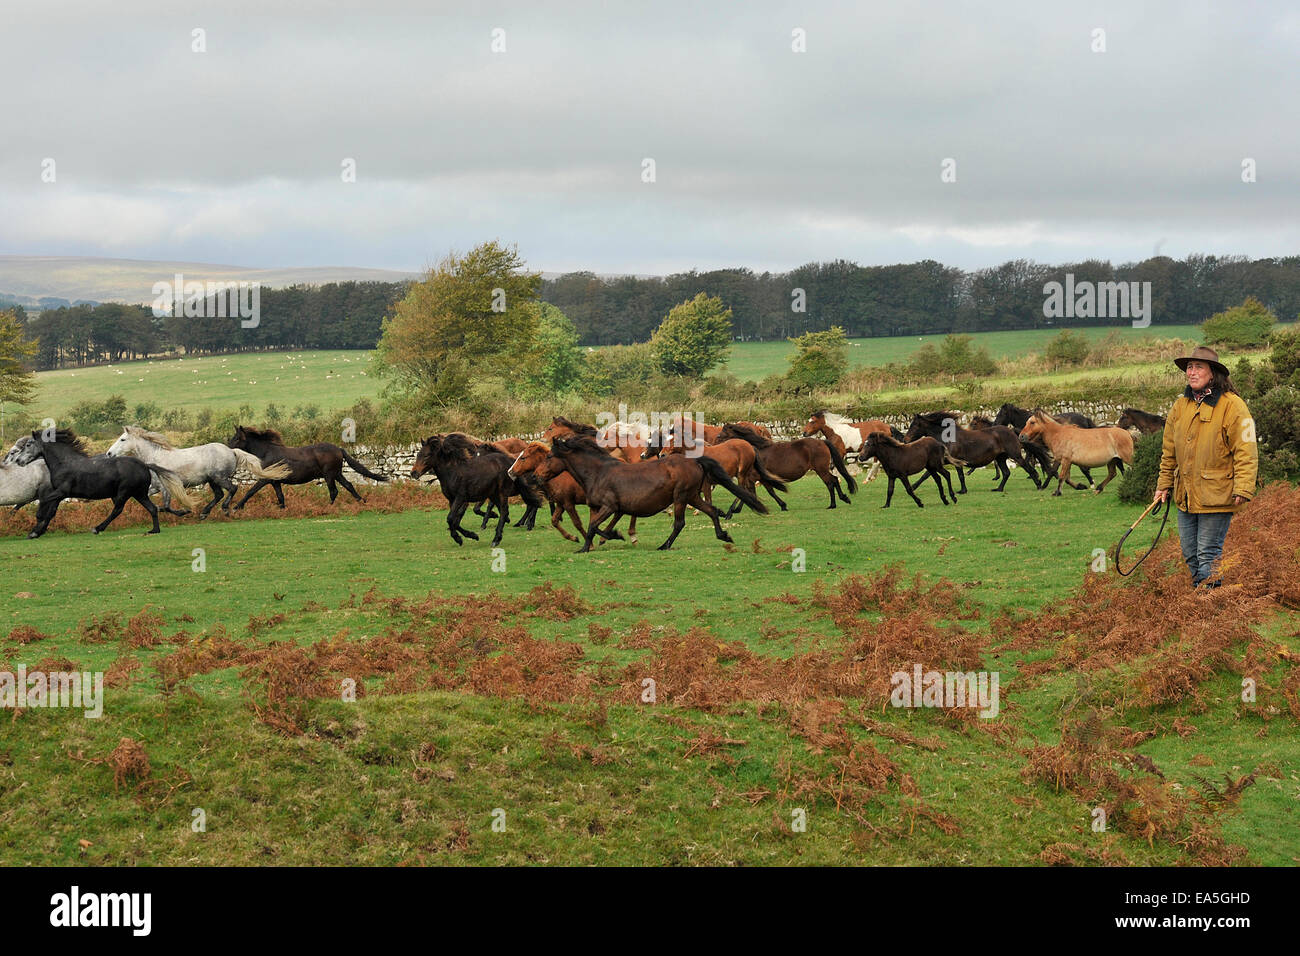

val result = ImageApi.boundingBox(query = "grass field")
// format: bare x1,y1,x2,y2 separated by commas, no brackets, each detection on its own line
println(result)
1,471,1295,866
720,324,1205,382
13,324,1214,428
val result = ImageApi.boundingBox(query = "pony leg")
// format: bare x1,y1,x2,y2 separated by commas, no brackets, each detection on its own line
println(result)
764,479,788,511
233,479,269,509
994,457,1010,492
580,506,616,553
596,511,626,541
197,480,223,518
336,474,365,503
325,477,339,503
956,465,968,494
1095,460,1120,494
28,495,62,538
93,494,131,535
1053,460,1075,496
690,492,733,544
554,503,579,542
822,471,839,509
273,482,286,508
941,466,958,500
491,491,509,548
218,478,237,514
883,476,895,508
658,501,688,550
135,492,162,533
902,474,926,508
930,469,950,505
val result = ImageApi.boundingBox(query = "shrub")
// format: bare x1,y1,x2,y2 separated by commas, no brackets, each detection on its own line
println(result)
1045,329,1091,367
66,394,127,436
1118,432,1165,505
132,401,162,427
1200,297,1276,348
907,335,996,379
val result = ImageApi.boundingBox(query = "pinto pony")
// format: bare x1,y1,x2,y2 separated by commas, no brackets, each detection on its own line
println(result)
1020,410,1134,496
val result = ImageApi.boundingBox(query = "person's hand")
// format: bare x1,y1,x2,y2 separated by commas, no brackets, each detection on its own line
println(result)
1232,495,1246,506
1153,488,1169,505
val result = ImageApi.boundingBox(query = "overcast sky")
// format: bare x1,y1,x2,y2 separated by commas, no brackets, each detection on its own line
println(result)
2,0,1297,276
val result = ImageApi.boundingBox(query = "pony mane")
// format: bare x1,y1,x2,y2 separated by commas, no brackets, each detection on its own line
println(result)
867,431,905,448
239,426,285,445
720,422,772,446
552,416,598,437
39,429,92,456
124,425,175,450
552,435,609,456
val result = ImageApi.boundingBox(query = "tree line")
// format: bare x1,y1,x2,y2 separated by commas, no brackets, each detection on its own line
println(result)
14,254,1300,370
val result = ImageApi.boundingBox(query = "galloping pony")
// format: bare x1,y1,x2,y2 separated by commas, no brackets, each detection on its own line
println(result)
992,402,1110,486
543,435,768,552
904,412,1042,493
716,423,856,510
1019,410,1134,496
507,441,636,544
411,433,518,547
106,426,290,517
859,432,961,508
227,426,388,508
9,429,194,538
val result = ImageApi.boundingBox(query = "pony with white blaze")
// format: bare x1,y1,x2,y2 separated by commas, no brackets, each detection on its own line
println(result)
105,426,291,517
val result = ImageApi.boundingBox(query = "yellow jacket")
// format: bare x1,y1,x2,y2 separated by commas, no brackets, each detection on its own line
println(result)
1157,388,1258,513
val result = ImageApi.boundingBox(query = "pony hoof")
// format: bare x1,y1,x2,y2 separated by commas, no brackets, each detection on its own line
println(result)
27,532,39,539
147,529,160,535
92,528,102,535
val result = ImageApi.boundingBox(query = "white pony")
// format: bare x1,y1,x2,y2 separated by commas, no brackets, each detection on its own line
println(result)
105,426,290,518
0,456,50,510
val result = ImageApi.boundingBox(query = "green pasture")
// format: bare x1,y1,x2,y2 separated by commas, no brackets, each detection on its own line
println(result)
721,324,1204,382
1,471,1294,866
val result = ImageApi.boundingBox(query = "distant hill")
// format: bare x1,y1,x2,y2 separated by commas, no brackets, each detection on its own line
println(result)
0,256,423,308
0,256,651,310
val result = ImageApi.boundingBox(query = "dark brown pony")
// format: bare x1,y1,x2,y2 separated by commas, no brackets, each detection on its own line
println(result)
1117,408,1166,435
228,425,388,508
904,412,1042,493
860,433,959,508
507,442,636,543
411,433,523,546
658,437,788,517
716,423,857,510
544,435,768,552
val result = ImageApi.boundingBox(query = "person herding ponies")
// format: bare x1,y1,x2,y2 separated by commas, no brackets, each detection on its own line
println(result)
1153,346,1258,591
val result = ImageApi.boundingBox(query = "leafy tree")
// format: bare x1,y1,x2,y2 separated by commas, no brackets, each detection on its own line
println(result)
0,309,37,411
649,293,733,378
1200,296,1276,348
908,334,996,378
786,326,849,391
375,241,541,404
523,302,584,396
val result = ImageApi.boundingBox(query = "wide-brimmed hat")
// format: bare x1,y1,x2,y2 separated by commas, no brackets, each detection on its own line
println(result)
1174,345,1228,377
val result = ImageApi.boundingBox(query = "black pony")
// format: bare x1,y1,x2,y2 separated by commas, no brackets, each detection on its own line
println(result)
411,433,521,547
228,426,387,508
10,430,193,538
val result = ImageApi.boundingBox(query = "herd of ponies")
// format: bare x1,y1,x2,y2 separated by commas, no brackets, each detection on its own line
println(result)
0,403,1166,549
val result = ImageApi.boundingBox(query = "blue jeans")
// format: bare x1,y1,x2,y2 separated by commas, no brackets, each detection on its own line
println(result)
1176,509,1233,584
